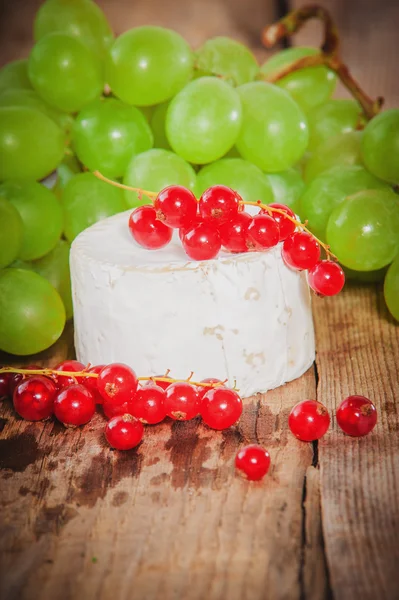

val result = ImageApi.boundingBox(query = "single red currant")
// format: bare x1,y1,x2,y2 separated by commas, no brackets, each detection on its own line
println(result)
0,371,11,399
247,214,280,250
154,185,198,229
54,384,95,426
132,385,166,424
105,414,144,450
53,360,86,389
13,376,57,421
83,364,106,404
164,382,199,420
219,212,252,253
196,378,224,400
289,400,330,442
97,363,138,404
199,185,240,224
201,387,243,430
181,221,221,261
337,395,377,437
266,203,296,241
308,261,345,296
235,445,271,481
129,205,173,250
282,232,321,271
8,364,41,394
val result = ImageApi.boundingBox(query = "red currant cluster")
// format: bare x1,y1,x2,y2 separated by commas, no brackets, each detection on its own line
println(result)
128,184,345,297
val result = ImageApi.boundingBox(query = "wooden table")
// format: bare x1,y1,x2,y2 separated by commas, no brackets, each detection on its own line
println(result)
1,1,399,599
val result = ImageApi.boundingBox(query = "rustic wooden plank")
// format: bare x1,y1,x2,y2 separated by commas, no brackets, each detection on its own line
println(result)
312,284,399,600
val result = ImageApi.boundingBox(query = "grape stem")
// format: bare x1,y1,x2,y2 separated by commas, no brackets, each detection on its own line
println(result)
0,367,237,390
93,170,157,200
261,4,383,120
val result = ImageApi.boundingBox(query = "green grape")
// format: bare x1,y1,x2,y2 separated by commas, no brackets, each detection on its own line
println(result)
62,172,127,241
326,189,399,271
150,102,171,150
300,165,389,241
124,149,197,207
0,107,65,181
0,181,64,260
0,197,23,269
195,37,259,86
266,168,305,214
307,99,362,151
196,158,273,205
0,268,65,355
361,109,399,185
384,255,399,321
343,265,388,283
304,131,362,182
28,33,103,113
105,26,193,106
166,77,242,164
73,97,153,178
260,47,336,112
34,0,113,57
236,82,308,172
31,240,73,320
0,88,72,134
0,59,32,93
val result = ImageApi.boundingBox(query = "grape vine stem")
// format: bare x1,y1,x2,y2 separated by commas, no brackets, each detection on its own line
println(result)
261,4,383,120
93,170,157,199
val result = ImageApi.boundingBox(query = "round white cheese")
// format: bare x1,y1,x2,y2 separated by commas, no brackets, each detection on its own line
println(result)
70,210,315,397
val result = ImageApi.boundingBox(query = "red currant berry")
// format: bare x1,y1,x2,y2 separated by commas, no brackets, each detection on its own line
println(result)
54,360,86,389
289,400,330,442
219,212,251,253
164,382,199,420
8,364,41,394
13,376,57,421
199,185,240,224
0,371,11,399
154,185,198,229
132,385,166,424
129,205,173,250
235,445,271,481
267,203,296,241
196,378,224,400
201,387,242,430
308,261,345,296
105,414,144,450
337,395,377,437
54,384,95,426
102,397,135,419
97,363,138,404
247,214,280,250
282,232,321,271
181,221,221,261
83,364,106,404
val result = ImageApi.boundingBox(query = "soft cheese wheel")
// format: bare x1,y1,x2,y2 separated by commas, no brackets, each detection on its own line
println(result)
70,210,315,397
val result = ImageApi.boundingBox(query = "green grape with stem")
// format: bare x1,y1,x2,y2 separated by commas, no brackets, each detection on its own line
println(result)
196,158,273,206
306,99,363,152
195,37,259,86
0,107,65,181
300,165,389,241
0,198,23,269
105,26,194,106
31,240,73,320
123,149,197,207
28,33,103,113
62,172,127,242
265,168,305,214
34,0,113,57
361,109,399,185
0,181,64,261
326,189,399,271
166,77,242,164
384,255,399,321
73,97,153,178
304,131,362,183
150,102,171,150
0,268,65,355
0,59,32,93
260,47,336,112
236,81,308,172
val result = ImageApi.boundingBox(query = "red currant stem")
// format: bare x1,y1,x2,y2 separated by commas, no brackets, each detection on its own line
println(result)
93,170,158,200
261,4,383,120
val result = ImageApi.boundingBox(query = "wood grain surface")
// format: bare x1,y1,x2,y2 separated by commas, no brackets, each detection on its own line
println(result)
1,1,399,599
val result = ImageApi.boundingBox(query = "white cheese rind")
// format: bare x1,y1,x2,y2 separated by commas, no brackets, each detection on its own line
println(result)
70,210,315,397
